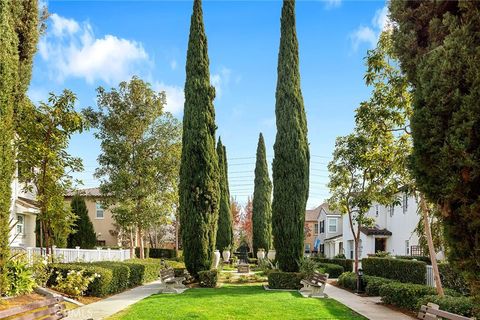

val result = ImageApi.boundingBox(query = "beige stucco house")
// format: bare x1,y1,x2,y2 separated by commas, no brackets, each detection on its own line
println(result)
65,188,120,247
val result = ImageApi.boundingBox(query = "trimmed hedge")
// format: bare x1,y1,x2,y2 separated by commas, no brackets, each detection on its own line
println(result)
268,272,304,290
124,259,164,284
379,282,436,310
135,248,176,259
364,276,394,296
313,257,353,272
317,263,344,278
394,255,431,264
438,263,470,296
417,295,476,318
337,272,357,291
198,270,218,288
362,257,426,284
80,262,130,293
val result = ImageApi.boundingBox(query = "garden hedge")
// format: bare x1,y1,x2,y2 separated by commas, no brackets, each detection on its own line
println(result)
379,282,436,310
364,276,394,296
135,248,176,259
394,255,431,264
317,263,344,278
198,270,218,288
313,257,353,272
362,257,426,284
337,272,357,291
417,295,476,318
268,272,304,290
438,263,470,296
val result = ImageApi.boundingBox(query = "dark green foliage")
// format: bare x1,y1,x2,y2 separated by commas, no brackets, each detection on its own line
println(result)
362,257,426,284
317,263,344,278
364,276,394,296
135,248,176,259
417,295,477,318
337,272,357,291
85,262,130,293
179,0,219,278
394,255,431,265
215,139,233,252
390,0,480,298
252,133,272,256
268,271,304,290
438,263,470,296
379,282,437,310
313,257,354,272
272,0,310,273
198,270,218,288
67,195,96,249
124,259,165,284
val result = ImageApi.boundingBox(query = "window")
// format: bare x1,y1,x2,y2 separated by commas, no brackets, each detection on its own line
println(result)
389,204,395,217
405,240,410,255
403,192,408,213
328,218,337,233
305,244,311,253
348,240,354,259
96,202,104,219
375,205,379,217
320,221,325,233
16,215,24,235
314,223,319,235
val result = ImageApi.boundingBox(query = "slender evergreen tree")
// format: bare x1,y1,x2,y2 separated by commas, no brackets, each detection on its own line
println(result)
179,0,219,277
67,195,97,249
252,133,272,256
272,0,310,272
216,139,233,252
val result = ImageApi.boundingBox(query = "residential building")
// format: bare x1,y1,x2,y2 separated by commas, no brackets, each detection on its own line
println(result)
65,188,120,247
317,205,343,258
342,192,421,260
304,205,322,253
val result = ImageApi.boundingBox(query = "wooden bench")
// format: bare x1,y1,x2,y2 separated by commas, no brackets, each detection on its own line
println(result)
299,271,329,298
418,303,474,320
160,268,186,293
0,296,67,320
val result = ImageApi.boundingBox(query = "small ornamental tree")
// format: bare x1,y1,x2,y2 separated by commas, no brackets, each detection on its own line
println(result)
179,0,219,277
67,195,97,249
272,0,310,272
252,133,272,256
215,139,233,253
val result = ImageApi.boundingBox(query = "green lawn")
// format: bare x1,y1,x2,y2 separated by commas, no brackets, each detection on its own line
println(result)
108,285,366,320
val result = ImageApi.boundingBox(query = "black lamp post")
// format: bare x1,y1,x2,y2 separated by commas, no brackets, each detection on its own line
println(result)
356,268,365,293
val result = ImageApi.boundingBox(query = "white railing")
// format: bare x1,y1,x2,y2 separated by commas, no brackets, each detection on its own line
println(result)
12,246,131,263
426,265,435,287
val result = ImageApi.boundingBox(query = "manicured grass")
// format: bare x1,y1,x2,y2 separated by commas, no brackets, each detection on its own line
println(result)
109,285,366,320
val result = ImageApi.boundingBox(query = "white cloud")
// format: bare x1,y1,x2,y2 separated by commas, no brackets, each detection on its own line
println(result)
211,67,232,99
324,0,341,9
153,82,184,115
170,59,177,70
39,14,149,84
350,6,390,51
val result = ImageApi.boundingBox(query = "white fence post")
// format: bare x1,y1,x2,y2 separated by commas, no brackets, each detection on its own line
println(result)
75,246,80,262
107,248,111,261
26,247,32,264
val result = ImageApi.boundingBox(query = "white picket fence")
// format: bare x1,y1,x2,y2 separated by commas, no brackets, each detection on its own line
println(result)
11,246,131,263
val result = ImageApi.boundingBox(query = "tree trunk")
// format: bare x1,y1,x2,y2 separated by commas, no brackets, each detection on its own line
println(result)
129,228,134,258
419,194,444,296
138,227,144,259
175,220,179,258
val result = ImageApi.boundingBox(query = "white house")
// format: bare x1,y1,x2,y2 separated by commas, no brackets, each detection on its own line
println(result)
342,192,421,260
316,205,343,258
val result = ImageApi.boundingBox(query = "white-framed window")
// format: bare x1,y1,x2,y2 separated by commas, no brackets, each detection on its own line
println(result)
403,192,408,213
305,243,311,252
375,205,379,217
328,218,337,233
314,223,319,235
389,204,395,217
405,240,410,255
96,202,104,219
16,215,24,235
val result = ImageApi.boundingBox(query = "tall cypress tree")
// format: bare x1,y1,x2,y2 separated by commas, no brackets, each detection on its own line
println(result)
216,139,233,252
67,195,97,249
252,133,272,256
272,0,310,272
179,0,219,277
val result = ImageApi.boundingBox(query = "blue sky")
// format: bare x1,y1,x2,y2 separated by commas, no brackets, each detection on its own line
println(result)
29,0,389,209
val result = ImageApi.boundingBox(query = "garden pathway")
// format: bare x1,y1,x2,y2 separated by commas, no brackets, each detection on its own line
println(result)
325,283,415,320
65,280,163,320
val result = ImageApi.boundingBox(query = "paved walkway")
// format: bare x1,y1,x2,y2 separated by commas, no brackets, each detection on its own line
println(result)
65,280,162,320
325,283,415,320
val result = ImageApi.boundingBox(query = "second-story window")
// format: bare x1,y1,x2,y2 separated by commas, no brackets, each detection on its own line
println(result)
16,215,24,235
328,218,337,233
96,202,104,219
320,221,325,233
314,223,319,235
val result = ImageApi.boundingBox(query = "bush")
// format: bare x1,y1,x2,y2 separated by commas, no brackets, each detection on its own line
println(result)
394,255,431,264
438,263,470,296
52,269,98,297
6,259,36,296
267,272,304,290
298,257,319,278
85,262,130,293
135,248,176,259
337,272,357,291
417,295,475,318
313,257,353,272
317,263,344,278
198,270,218,288
248,258,258,264
125,259,164,284
364,276,394,296
362,257,426,284
379,282,436,310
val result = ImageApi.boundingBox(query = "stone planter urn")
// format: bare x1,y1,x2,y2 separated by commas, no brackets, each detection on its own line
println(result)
213,250,221,269
267,249,276,261
222,249,231,262
257,249,265,260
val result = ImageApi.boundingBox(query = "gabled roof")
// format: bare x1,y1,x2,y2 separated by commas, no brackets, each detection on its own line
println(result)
305,203,327,221
360,226,392,236
324,234,343,242
65,187,102,197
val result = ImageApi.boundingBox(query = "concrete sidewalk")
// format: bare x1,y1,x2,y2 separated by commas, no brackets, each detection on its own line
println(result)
325,283,415,320
65,280,162,320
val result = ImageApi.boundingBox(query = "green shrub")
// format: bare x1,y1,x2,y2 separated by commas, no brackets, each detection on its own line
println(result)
317,263,344,278
6,259,36,296
417,295,475,318
313,257,353,272
85,262,130,293
125,259,163,283
267,272,304,290
364,276,394,296
52,269,98,298
248,258,258,264
438,263,470,296
379,282,436,310
198,270,218,288
394,255,431,264
362,257,426,284
298,257,319,277
135,248,176,259
337,272,357,291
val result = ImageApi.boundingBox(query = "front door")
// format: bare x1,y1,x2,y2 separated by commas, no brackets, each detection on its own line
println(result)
375,238,386,253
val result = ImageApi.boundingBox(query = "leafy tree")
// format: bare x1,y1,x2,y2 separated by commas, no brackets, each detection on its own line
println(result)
389,0,480,298
215,138,233,253
272,0,310,272
18,91,84,250
252,133,272,256
67,195,97,249
179,0,219,277
242,198,254,252
85,77,181,259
